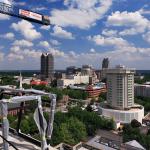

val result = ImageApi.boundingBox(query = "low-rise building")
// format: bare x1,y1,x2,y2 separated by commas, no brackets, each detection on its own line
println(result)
142,113,150,126
57,73,89,88
134,84,150,97
69,83,106,98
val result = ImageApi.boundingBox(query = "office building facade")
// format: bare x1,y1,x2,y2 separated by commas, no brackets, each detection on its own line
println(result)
106,65,135,110
41,53,54,81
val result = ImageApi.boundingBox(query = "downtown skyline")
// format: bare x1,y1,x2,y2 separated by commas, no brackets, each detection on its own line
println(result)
0,0,150,70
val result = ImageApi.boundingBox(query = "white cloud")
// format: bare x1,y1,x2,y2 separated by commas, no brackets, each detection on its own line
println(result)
10,46,20,53
14,2,26,6
39,41,50,48
107,11,150,36
8,46,42,61
90,48,96,53
0,32,14,40
7,53,24,61
143,31,150,44
52,26,74,39
50,0,112,29
40,25,50,30
88,35,129,47
50,39,60,46
13,40,33,47
102,29,118,37
48,48,64,57
0,0,11,4
0,14,10,20
31,6,47,11
11,20,41,41
139,8,150,15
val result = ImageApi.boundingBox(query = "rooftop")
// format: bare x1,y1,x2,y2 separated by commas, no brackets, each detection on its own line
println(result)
0,131,40,150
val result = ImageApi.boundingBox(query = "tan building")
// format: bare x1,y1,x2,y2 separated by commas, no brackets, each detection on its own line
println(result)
106,65,135,110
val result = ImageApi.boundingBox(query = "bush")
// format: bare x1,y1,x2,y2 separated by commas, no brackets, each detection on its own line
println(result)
131,119,141,128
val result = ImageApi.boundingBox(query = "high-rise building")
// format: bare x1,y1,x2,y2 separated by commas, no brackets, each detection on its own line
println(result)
41,53,54,81
102,58,109,69
106,65,135,110
99,65,144,124
100,58,109,80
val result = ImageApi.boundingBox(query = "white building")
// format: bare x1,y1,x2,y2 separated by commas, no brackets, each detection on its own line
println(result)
106,65,135,110
57,72,89,88
99,65,144,124
134,84,150,97
99,103,144,123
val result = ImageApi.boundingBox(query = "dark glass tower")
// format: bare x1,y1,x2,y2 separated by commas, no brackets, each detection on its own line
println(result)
41,53,54,81
102,58,109,69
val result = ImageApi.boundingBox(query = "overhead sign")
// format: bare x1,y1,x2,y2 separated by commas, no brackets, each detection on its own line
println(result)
19,9,42,21
42,15,50,25
0,2,50,25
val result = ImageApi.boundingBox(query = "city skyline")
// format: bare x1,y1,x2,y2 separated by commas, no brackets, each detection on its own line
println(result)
0,0,150,70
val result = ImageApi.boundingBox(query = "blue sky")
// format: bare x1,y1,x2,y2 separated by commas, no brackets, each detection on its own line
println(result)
0,0,150,70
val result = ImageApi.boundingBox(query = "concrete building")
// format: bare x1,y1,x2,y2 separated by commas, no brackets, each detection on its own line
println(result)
66,66,81,75
106,65,135,110
41,53,54,81
134,84,150,97
99,65,144,124
57,72,89,88
99,103,144,124
81,65,98,84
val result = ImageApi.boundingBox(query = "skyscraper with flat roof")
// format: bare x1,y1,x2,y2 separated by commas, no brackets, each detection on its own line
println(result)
41,53,54,81
102,58,109,69
106,65,135,110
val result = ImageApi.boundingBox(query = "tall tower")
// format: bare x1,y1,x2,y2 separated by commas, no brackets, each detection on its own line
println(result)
102,58,109,69
41,53,54,81
101,58,109,80
106,65,135,110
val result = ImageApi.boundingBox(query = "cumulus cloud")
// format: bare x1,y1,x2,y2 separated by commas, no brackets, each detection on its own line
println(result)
7,53,24,61
0,0,11,4
8,46,42,61
50,39,60,46
39,41,50,48
107,11,150,36
143,31,150,44
12,40,33,47
40,25,50,30
11,20,41,41
102,29,118,37
50,0,112,29
52,26,74,39
48,48,64,57
0,14,10,20
90,48,96,53
88,35,130,47
0,32,14,40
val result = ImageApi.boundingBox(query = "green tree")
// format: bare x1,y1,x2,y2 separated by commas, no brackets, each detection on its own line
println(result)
131,119,141,128
20,119,30,134
51,117,87,145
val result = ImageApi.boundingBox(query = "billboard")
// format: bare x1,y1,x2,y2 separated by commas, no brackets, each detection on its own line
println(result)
19,9,42,22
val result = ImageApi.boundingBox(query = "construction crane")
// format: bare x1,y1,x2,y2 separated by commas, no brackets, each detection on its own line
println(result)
0,2,50,25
